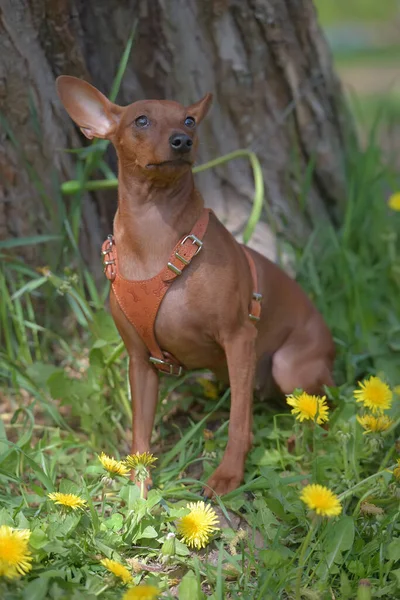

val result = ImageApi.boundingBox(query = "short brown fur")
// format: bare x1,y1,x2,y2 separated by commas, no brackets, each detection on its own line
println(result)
56,76,335,497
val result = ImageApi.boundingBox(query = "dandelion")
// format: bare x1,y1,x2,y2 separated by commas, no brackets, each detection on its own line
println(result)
286,392,329,424
100,558,132,584
197,377,219,399
354,376,392,414
160,532,176,564
300,484,342,517
125,453,157,494
125,452,157,471
394,385,400,396
177,501,219,549
48,492,87,510
388,192,400,211
122,586,160,600
0,525,32,579
98,452,130,477
389,459,400,480
357,414,393,433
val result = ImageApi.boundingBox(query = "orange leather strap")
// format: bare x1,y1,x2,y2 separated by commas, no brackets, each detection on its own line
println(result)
102,209,211,375
101,211,262,376
241,246,262,322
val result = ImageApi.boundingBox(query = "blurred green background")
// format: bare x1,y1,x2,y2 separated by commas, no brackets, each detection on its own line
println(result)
315,0,400,158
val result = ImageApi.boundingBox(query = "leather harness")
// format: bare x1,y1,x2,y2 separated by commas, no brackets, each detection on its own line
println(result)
102,208,262,376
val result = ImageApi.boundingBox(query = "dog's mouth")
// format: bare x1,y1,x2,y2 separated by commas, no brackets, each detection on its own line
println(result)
146,159,192,169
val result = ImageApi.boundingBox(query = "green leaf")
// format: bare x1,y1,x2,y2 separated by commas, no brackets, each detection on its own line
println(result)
26,362,60,388
0,234,61,249
30,528,49,549
0,416,7,455
137,525,158,540
104,513,124,531
119,481,140,509
109,23,138,101
22,577,50,600
0,507,14,526
15,511,30,529
390,566,400,585
387,538,400,562
348,559,365,577
317,516,355,578
254,497,279,541
259,548,291,567
178,570,204,600
11,276,47,300
146,489,162,509
340,570,352,599
175,539,191,557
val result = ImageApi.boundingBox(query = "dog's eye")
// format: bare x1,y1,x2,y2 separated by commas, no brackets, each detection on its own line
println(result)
135,115,149,128
184,116,196,128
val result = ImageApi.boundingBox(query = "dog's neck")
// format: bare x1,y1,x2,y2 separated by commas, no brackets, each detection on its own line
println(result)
113,163,204,277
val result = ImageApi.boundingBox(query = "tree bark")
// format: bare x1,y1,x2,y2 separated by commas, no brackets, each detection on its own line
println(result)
0,0,347,279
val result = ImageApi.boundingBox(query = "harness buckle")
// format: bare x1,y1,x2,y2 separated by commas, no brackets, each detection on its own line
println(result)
167,262,182,276
102,235,116,277
249,291,263,322
249,313,260,322
180,234,203,257
167,234,203,276
149,356,183,376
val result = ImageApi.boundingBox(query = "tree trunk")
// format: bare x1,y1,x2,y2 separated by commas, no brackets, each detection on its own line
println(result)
0,0,347,279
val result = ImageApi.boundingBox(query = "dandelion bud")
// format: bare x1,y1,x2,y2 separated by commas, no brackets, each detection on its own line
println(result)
357,579,372,600
161,532,176,563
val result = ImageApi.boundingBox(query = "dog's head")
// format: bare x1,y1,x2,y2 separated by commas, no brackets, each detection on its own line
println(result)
56,76,212,180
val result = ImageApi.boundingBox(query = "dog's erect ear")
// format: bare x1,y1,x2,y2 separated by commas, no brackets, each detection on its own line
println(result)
56,76,121,139
186,93,213,125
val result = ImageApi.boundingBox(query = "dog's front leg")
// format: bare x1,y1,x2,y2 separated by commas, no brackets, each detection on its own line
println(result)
128,356,159,491
204,324,257,497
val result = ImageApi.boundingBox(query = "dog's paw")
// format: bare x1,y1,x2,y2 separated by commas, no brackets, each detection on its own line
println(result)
203,464,243,498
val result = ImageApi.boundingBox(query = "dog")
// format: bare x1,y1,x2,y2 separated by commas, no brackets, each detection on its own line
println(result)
56,76,335,497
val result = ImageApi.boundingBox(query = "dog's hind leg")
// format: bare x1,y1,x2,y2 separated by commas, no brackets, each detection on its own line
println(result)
271,340,334,396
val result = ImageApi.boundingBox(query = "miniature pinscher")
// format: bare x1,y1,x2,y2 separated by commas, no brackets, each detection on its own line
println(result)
56,76,335,497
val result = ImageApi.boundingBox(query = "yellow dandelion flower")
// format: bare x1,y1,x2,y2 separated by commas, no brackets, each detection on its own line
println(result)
0,525,32,579
354,376,392,414
300,484,342,517
122,585,160,600
125,452,157,470
394,385,400,396
98,452,130,477
389,459,400,480
388,192,400,211
357,414,393,433
286,392,329,424
100,558,132,584
177,501,219,549
48,492,87,510
197,377,219,399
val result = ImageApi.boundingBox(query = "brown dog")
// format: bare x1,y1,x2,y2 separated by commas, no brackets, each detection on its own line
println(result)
56,76,335,497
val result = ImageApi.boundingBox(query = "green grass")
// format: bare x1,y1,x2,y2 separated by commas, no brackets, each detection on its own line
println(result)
333,45,400,66
314,0,400,26
1,117,400,598
1,39,400,600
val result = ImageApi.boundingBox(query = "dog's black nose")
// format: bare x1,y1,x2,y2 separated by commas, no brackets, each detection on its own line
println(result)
169,133,193,154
